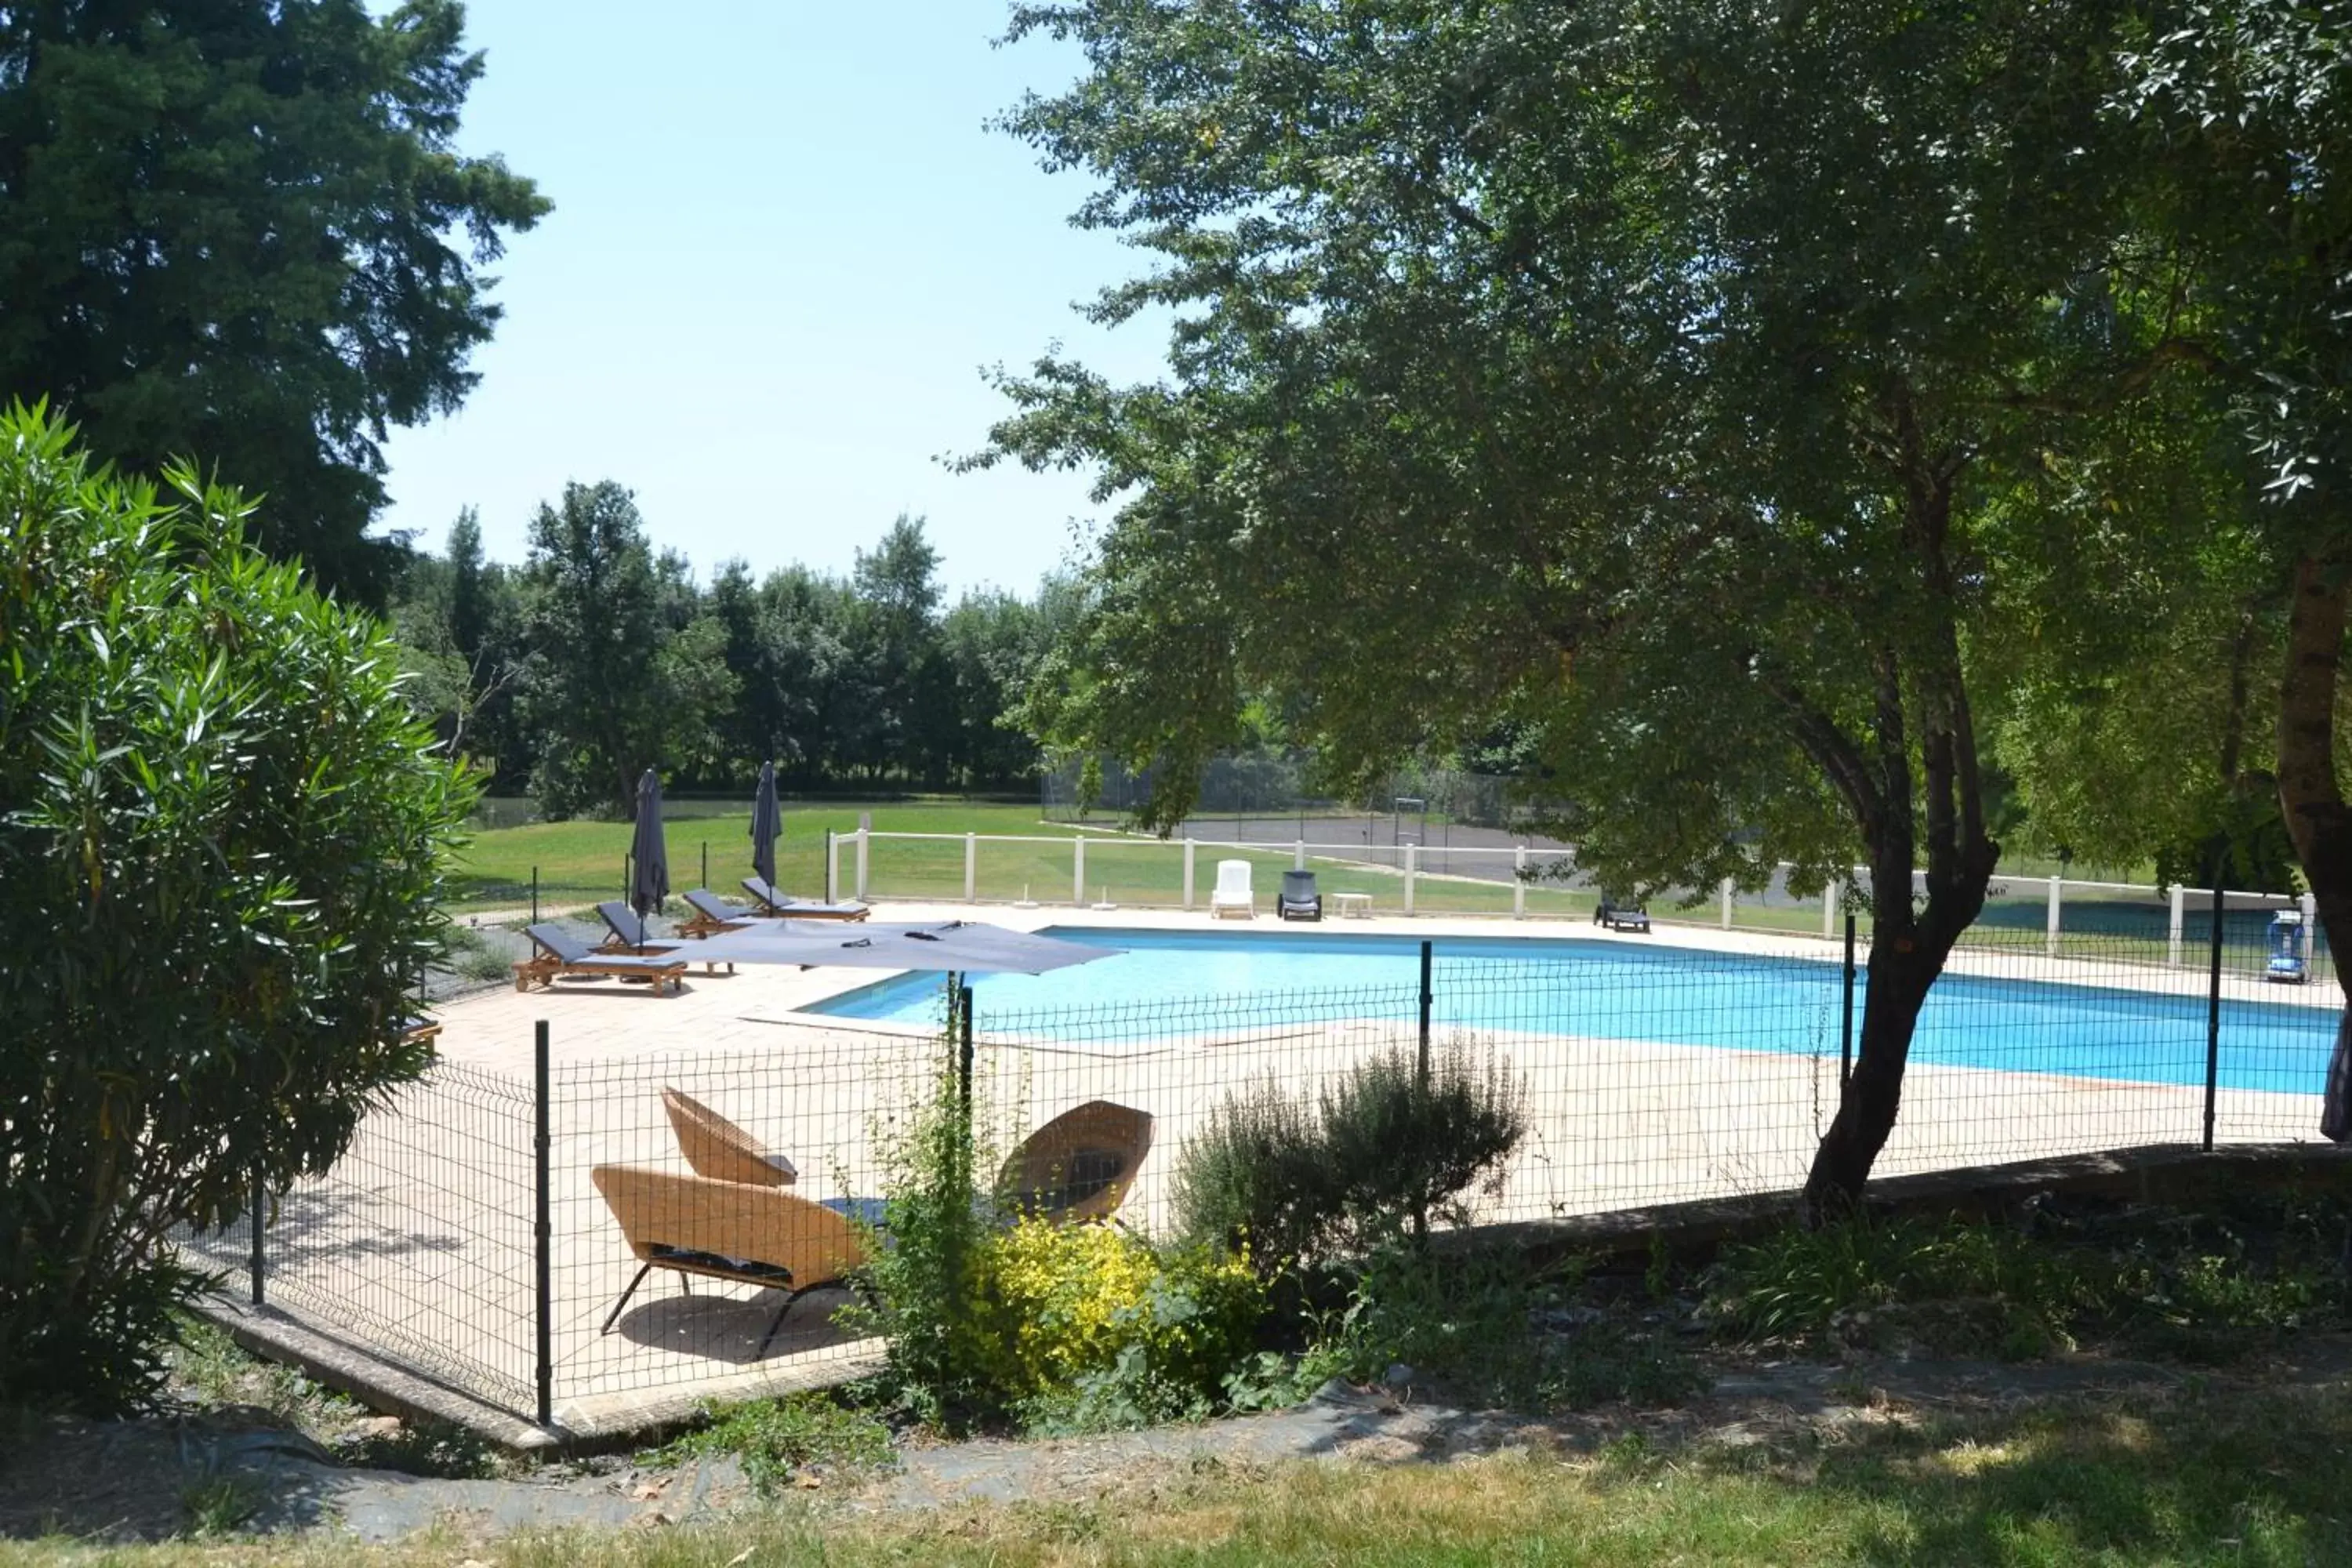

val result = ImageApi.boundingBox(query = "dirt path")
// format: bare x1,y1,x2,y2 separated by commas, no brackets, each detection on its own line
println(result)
13,1340,2351,1546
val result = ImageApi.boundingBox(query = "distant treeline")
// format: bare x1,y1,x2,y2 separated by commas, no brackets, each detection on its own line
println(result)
389,481,1072,818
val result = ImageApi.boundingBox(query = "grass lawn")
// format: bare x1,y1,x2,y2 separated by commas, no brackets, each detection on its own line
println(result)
6,1380,2347,1564
448,801,1079,910
448,800,1597,920
446,801,2306,981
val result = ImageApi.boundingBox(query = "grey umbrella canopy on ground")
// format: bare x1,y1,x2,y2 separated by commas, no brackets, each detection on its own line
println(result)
750,760,782,889
688,920,1118,975
629,768,670,918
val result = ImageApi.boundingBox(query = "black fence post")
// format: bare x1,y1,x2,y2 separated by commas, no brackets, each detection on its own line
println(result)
1417,940,1434,1088
701,840,710,892
1841,910,1857,1091
249,1163,265,1307
534,1020,553,1428
1414,940,1435,1244
2205,863,2225,1153
531,866,539,926
957,982,976,1120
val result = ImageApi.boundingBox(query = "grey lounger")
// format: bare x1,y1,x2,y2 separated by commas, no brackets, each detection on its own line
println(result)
595,901,731,974
679,887,760,937
514,923,688,994
740,877,869,921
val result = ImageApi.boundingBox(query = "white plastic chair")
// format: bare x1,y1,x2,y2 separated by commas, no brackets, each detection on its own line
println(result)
1210,859,1255,919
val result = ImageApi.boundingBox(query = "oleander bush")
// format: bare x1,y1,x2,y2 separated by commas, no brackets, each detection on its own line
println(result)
0,405,475,1411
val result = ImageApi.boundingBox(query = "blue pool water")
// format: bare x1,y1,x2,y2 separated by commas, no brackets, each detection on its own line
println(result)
805,928,2339,1097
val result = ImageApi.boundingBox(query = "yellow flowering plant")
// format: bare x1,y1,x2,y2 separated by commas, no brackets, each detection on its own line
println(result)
980,1215,1266,1409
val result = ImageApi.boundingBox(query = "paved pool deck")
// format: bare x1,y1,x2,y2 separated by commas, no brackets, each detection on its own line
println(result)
187,899,2336,1439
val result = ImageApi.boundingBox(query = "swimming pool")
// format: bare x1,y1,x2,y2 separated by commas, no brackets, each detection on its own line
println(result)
804,927,2338,1098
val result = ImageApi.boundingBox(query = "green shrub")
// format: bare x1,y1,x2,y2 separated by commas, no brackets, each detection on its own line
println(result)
0,406,475,1411
854,1055,1268,1432
989,1215,1265,1432
1318,1044,1528,1243
1170,1075,1327,1264
850,1058,1004,1425
1174,1040,1527,1267
447,924,516,984
1316,1245,1701,1410
1708,1212,2089,1355
659,1394,895,1496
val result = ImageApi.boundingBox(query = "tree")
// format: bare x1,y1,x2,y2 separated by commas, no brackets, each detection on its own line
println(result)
387,535,526,768
0,404,474,1410
446,506,494,666
984,0,2181,1208
521,481,735,817
843,515,947,783
942,588,1057,787
0,0,547,605
2109,0,2352,1112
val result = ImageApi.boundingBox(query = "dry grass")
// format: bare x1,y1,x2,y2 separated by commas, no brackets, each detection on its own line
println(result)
6,1380,2349,1565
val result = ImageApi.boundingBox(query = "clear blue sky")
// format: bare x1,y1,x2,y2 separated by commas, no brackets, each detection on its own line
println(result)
374,2,1163,597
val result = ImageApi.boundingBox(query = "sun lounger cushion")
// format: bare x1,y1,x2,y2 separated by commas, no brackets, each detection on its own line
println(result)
740,877,869,920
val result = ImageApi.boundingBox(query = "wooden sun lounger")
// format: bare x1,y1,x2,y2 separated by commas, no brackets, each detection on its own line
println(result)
739,877,869,921
678,887,760,938
513,923,688,995
662,1087,797,1186
996,1100,1153,1223
595,902,732,974
590,1165,866,1356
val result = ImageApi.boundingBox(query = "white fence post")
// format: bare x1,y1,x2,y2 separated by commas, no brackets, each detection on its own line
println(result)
2046,874,2062,957
2169,884,2186,967
2303,891,2319,966
1514,844,1526,920
1404,844,1417,915
855,826,869,901
828,833,842,904
1720,877,1733,930
1824,879,1840,940
964,833,976,902
1183,838,1196,911
1073,836,1086,906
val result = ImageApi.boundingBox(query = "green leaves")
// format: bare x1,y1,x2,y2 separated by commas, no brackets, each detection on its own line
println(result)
0,0,548,606
0,404,477,1410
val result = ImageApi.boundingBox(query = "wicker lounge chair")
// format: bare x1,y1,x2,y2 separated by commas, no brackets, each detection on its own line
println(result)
595,901,731,974
590,1165,866,1356
678,887,761,938
1210,860,1255,920
662,1088,797,1186
739,877,869,921
996,1100,1153,1222
512,924,688,994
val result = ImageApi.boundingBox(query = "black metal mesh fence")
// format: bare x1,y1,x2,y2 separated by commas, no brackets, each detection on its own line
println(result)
197,914,2342,1425
184,1062,538,1412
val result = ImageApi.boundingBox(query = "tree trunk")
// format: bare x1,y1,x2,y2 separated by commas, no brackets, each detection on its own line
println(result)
2274,552,2352,1140
1802,929,1971,1212
1798,448,1997,1215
